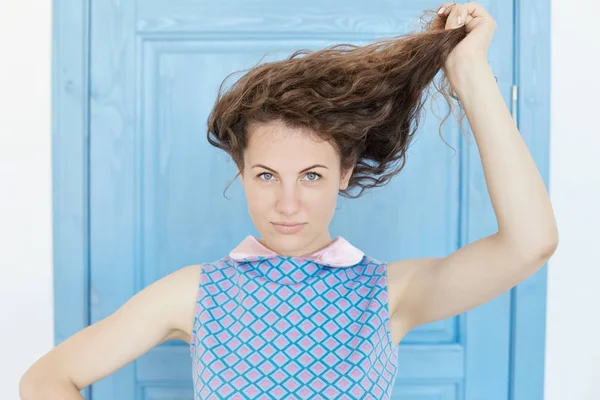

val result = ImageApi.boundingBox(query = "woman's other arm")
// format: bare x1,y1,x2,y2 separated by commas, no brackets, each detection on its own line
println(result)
19,264,201,399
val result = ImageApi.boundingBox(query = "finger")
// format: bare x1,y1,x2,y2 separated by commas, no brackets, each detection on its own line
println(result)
437,2,457,16
445,4,464,29
463,2,494,20
464,14,475,26
458,5,469,27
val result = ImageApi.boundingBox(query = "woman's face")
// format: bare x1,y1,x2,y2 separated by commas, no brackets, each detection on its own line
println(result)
240,120,353,256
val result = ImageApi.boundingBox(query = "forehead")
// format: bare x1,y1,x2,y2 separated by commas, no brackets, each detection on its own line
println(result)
244,121,339,167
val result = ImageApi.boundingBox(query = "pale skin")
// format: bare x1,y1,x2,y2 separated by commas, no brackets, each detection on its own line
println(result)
19,3,558,399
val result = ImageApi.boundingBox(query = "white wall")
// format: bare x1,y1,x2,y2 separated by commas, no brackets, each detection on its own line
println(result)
0,0,54,399
0,0,598,399
543,0,600,399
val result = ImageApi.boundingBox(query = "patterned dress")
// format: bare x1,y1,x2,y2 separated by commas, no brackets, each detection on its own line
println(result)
190,235,399,399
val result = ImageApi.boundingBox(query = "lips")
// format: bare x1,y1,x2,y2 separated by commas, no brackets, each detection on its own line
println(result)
271,222,307,234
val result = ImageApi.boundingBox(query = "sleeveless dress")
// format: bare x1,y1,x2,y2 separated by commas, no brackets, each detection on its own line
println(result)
190,235,399,399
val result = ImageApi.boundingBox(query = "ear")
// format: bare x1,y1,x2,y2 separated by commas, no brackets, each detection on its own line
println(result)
339,166,354,191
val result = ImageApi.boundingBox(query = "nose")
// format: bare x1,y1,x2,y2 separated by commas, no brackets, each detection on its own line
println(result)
275,182,301,216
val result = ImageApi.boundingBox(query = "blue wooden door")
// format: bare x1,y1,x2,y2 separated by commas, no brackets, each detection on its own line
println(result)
89,0,517,398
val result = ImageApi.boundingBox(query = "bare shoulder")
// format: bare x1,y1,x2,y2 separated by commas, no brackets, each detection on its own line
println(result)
119,262,203,342
118,263,201,341
167,264,202,342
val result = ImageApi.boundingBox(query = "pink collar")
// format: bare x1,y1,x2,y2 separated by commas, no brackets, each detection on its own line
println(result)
229,235,365,268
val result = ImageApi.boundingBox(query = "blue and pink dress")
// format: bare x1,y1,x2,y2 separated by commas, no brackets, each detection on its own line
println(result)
190,235,399,399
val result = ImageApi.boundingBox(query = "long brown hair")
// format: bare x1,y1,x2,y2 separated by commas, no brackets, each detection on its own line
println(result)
207,9,468,199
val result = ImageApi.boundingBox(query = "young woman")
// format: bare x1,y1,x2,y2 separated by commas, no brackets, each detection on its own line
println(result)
20,2,558,399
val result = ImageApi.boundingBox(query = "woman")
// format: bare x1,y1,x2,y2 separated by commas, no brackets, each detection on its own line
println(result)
20,2,558,399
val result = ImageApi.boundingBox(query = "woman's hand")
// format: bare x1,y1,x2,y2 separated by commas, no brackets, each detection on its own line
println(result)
436,2,497,82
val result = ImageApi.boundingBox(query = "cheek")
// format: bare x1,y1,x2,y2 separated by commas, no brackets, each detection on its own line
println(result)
306,187,338,215
245,186,272,211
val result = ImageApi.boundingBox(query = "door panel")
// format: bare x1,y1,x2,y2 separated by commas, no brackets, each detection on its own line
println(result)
89,0,514,398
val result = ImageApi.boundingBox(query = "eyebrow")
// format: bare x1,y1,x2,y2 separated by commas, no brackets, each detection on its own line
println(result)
251,164,329,174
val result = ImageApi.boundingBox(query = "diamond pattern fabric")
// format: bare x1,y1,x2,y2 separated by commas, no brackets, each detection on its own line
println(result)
190,235,399,399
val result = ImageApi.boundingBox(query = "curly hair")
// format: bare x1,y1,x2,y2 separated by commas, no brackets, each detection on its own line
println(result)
207,9,469,199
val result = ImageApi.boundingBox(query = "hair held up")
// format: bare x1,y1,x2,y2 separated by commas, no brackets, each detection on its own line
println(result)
207,10,470,198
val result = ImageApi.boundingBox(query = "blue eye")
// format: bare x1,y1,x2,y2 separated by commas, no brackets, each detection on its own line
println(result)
257,171,322,182
304,172,322,181
258,172,274,181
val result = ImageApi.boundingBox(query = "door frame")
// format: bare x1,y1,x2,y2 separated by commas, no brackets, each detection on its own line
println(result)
51,0,550,398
